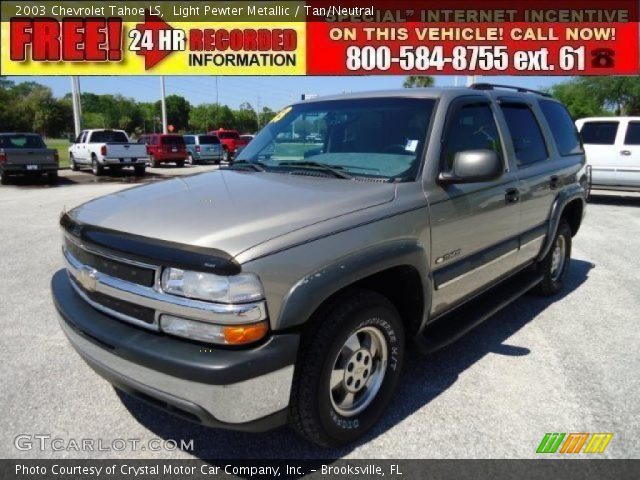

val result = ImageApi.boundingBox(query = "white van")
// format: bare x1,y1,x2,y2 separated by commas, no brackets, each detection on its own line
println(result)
576,117,640,190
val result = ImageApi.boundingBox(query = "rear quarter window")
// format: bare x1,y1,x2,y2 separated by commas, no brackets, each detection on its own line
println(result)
500,103,548,166
580,122,619,145
539,101,584,156
624,122,640,145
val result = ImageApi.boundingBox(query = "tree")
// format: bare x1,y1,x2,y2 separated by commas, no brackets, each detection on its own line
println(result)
403,76,435,88
258,107,276,126
234,103,258,133
156,95,190,131
548,80,608,119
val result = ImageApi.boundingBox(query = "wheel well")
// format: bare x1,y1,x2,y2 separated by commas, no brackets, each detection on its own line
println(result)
561,199,583,236
310,266,425,337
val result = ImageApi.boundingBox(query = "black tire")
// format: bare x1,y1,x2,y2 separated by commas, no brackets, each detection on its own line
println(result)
134,165,146,176
48,170,58,184
150,155,159,168
70,154,79,171
1,171,9,185
187,154,195,165
290,290,405,447
535,219,572,296
222,149,230,163
91,156,104,176
176,160,185,168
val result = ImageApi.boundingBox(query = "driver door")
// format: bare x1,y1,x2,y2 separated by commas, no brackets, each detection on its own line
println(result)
429,98,522,316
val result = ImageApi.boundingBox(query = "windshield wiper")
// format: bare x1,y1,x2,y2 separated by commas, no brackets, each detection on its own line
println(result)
226,160,266,172
277,161,353,180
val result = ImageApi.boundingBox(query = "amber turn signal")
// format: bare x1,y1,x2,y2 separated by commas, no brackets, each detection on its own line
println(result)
223,321,269,345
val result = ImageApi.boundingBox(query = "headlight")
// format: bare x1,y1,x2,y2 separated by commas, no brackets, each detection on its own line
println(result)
161,268,264,303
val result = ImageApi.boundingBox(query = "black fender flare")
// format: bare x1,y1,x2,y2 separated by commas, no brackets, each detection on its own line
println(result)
276,240,432,332
537,184,586,262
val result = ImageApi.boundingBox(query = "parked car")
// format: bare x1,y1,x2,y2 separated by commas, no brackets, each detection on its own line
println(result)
576,117,640,190
209,129,250,162
138,133,188,168
183,134,224,164
53,85,586,447
234,134,255,157
69,129,147,176
0,133,58,184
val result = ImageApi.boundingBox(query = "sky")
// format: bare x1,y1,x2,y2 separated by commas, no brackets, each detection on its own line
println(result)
6,75,573,110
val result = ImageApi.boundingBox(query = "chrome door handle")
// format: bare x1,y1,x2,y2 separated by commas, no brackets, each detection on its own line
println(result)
550,175,560,190
505,188,519,205
621,150,632,156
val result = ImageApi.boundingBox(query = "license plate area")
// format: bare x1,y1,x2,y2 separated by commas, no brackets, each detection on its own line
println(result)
26,165,39,171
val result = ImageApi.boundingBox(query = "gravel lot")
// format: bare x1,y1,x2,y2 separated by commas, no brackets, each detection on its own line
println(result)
0,167,638,460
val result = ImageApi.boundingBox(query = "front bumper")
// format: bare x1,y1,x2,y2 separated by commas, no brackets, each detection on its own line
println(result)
51,270,299,431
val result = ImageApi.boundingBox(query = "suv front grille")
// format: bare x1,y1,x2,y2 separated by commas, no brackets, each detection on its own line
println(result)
64,237,155,287
69,275,156,324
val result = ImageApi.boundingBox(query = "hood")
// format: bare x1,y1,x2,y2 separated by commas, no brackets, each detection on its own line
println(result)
69,170,396,257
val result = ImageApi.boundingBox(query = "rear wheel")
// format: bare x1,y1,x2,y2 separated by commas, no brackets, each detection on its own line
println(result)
48,170,58,184
0,171,9,185
150,155,159,168
134,165,146,176
222,149,230,163
535,219,572,296
290,290,405,447
176,160,185,168
187,154,195,165
91,156,104,176
70,154,79,171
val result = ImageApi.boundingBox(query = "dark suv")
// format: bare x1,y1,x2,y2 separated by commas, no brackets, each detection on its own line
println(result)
53,85,586,447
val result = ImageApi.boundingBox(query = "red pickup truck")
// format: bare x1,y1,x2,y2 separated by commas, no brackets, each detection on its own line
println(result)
138,133,188,168
208,129,249,163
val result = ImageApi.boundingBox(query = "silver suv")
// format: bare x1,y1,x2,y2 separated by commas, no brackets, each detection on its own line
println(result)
52,84,587,447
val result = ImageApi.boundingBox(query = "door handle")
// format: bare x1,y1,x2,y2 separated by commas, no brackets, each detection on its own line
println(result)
505,188,519,205
621,150,632,156
550,175,560,190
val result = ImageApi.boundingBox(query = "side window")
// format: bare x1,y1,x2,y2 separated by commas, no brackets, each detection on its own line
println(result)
75,132,85,143
184,136,195,145
539,100,584,156
580,122,619,145
624,122,640,145
441,102,503,171
500,103,548,166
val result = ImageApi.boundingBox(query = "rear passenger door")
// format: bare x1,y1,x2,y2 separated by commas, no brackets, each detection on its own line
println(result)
617,120,640,187
429,97,521,315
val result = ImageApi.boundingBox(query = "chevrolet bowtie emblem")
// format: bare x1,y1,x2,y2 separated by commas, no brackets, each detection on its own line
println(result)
78,266,99,292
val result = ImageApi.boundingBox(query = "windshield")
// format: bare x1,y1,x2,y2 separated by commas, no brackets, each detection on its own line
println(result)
0,134,46,149
90,131,128,143
236,97,435,181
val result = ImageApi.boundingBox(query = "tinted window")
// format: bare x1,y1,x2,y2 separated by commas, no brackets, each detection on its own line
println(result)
160,135,185,145
580,122,619,145
90,130,129,143
624,122,640,145
198,135,220,144
0,134,46,148
441,102,503,171
183,136,195,145
539,101,584,155
501,104,548,166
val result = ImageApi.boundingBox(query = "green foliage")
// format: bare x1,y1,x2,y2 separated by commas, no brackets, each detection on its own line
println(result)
403,76,435,88
549,77,640,118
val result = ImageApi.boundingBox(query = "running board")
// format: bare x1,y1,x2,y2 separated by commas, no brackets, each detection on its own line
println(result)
415,270,544,354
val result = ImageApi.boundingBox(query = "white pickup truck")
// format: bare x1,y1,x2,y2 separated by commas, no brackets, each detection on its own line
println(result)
69,129,147,176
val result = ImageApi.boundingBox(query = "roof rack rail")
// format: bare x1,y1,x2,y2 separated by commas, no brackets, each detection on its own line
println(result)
469,83,552,98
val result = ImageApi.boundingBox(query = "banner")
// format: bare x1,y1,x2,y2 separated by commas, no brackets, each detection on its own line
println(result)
0,0,638,75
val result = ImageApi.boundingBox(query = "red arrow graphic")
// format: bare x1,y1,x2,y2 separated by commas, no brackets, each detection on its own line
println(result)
133,12,175,70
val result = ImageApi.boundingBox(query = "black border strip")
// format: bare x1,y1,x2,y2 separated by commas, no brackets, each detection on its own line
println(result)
60,213,241,276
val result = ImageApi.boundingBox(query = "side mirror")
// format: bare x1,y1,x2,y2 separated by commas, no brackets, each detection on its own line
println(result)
439,150,503,184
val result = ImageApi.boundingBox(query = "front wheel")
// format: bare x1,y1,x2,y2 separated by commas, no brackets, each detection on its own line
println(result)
535,219,572,296
150,155,159,168
289,290,405,447
70,154,79,171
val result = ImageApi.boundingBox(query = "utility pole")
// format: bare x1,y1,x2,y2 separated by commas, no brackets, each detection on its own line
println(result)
160,76,168,134
466,75,478,87
70,76,82,137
